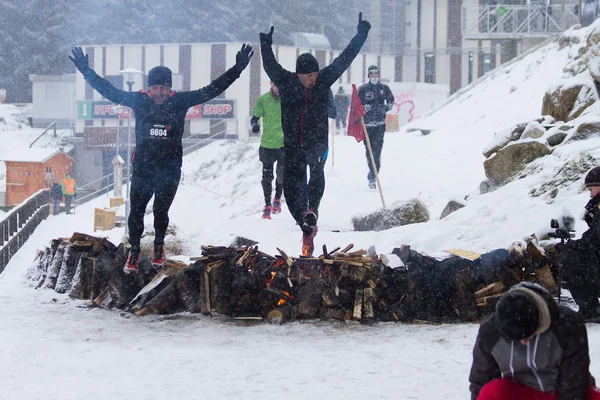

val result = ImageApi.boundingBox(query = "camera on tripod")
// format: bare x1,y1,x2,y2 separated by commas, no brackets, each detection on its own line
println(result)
548,218,575,243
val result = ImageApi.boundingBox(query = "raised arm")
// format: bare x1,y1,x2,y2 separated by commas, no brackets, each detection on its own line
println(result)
259,26,292,86
183,44,253,107
319,13,371,87
69,47,137,108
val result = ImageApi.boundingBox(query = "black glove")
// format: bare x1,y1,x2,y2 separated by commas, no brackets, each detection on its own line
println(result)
251,123,260,134
260,26,274,47
357,12,371,36
385,103,393,112
235,44,254,72
68,47,90,74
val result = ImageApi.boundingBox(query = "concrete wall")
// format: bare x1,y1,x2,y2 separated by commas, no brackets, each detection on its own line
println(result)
29,74,76,129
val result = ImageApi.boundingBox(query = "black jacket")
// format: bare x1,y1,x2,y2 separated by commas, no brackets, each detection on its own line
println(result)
50,183,63,200
469,284,595,400
358,82,394,127
334,93,350,114
81,66,242,170
563,193,600,254
260,32,367,148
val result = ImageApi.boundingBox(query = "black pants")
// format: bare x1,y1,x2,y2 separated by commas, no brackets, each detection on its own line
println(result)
364,124,386,182
336,111,348,129
128,165,181,250
64,195,74,214
559,248,600,317
259,146,284,206
283,143,328,226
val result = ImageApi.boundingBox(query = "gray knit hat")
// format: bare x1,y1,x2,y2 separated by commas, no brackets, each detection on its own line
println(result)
585,166,600,188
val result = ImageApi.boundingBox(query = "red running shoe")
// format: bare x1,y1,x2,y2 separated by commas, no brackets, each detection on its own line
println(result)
123,249,141,274
262,205,271,219
272,198,282,214
152,244,166,266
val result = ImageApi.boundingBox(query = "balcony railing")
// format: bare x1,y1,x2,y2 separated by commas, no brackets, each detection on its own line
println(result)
462,4,581,40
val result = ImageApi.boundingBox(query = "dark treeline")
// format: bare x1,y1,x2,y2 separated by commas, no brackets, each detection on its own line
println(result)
0,0,354,102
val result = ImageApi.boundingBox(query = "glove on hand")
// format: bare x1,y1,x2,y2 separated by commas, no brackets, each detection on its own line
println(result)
235,44,254,72
260,26,274,46
357,12,371,35
364,104,371,112
68,47,89,73
251,123,260,134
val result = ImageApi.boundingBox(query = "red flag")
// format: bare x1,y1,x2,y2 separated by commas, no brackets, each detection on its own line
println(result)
347,84,365,142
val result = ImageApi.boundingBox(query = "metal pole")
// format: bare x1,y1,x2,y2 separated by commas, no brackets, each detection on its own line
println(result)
125,81,134,236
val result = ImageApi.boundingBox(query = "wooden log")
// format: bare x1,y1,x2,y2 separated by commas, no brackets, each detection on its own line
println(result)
341,244,354,253
476,293,504,307
353,289,363,320
175,270,202,313
42,241,68,289
209,259,231,315
475,282,505,299
55,246,83,294
535,264,556,294
135,282,178,316
296,279,325,319
29,247,51,284
322,288,343,308
363,288,376,320
455,267,479,322
266,304,293,322
92,288,113,309
320,308,346,320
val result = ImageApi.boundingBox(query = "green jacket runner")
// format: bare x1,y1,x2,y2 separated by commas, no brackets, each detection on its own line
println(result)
252,91,284,149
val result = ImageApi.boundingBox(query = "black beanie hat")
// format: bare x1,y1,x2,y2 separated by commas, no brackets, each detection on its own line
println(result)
585,166,600,188
148,66,172,87
368,65,379,74
495,290,540,341
296,53,320,74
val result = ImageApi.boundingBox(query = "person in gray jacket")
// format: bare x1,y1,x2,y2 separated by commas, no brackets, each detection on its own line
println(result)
469,282,599,400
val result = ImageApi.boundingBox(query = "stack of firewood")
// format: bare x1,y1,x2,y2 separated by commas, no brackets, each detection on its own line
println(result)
26,232,561,324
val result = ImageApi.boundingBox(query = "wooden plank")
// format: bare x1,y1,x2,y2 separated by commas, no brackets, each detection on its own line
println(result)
474,282,504,299
353,289,363,320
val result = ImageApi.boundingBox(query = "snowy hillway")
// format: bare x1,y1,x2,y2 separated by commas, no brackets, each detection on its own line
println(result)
2,25,600,399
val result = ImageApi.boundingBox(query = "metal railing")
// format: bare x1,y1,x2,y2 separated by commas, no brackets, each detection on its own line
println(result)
29,120,57,148
462,4,581,39
0,189,50,275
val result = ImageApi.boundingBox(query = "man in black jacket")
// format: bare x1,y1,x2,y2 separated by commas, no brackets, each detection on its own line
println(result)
334,87,350,131
558,166,600,321
469,282,598,400
69,45,253,273
50,177,63,215
358,65,395,190
260,13,370,256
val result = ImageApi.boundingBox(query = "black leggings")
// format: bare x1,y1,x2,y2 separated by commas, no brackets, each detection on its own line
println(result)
364,124,386,181
283,143,328,225
259,146,284,206
128,166,181,250
559,248,600,316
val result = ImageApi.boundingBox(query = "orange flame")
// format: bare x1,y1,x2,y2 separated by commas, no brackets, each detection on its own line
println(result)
265,271,277,286
277,298,286,306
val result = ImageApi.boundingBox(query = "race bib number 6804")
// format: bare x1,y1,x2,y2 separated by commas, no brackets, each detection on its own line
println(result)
150,128,168,137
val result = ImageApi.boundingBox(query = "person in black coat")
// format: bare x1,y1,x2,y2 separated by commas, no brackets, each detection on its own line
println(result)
358,66,395,189
469,282,598,400
49,177,63,215
260,13,370,256
558,166,600,321
69,44,253,273
334,87,350,131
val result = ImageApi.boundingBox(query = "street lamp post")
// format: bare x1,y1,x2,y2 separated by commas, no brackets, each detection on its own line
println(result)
119,68,144,236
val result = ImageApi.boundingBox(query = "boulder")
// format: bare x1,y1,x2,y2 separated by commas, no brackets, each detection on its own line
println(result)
440,200,465,219
569,122,600,141
521,121,546,139
482,123,527,158
546,132,568,147
484,142,552,183
541,81,597,122
352,199,430,232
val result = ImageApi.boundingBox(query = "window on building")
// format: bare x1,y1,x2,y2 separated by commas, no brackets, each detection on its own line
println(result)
468,51,474,84
482,53,492,75
424,52,436,84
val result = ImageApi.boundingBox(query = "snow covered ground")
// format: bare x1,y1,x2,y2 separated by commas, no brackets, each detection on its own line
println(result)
2,26,600,399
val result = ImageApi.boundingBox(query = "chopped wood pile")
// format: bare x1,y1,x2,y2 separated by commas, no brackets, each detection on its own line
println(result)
26,232,561,323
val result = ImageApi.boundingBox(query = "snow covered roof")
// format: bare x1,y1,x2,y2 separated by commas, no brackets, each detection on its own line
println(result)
2,148,73,163
292,33,331,50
